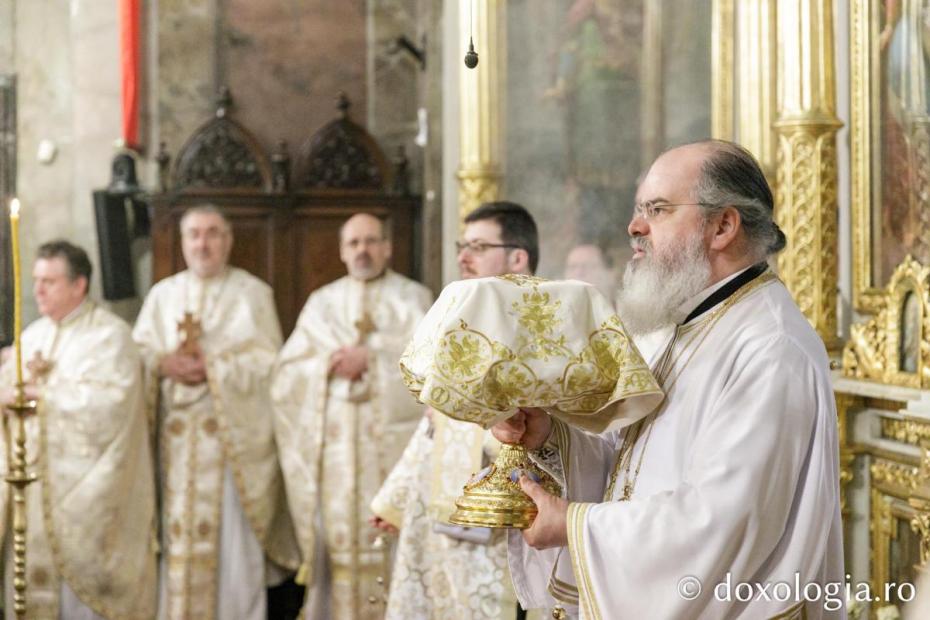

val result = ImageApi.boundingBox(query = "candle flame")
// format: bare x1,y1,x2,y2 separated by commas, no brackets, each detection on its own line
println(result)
9,198,19,218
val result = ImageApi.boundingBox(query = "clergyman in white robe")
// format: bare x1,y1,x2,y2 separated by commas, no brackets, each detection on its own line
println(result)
133,266,299,620
272,268,432,619
0,300,157,620
508,271,845,619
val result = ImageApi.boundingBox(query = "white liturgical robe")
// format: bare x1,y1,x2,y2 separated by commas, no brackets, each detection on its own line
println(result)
0,301,157,620
508,270,845,619
272,269,432,619
133,267,299,620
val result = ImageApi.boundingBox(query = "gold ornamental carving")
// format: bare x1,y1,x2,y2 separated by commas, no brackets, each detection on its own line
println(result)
456,169,502,222
909,446,930,568
870,488,898,599
842,256,930,389
871,459,921,498
774,0,842,350
835,392,861,516
774,129,840,349
881,417,930,447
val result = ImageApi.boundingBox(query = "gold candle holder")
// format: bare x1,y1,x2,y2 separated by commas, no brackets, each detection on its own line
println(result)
5,386,37,619
6,197,36,619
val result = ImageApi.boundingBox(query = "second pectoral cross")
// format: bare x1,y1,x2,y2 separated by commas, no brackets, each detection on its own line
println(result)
26,350,53,384
355,312,376,345
177,312,203,356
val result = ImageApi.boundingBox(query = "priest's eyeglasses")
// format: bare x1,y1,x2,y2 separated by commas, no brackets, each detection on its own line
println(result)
632,202,711,221
455,240,522,254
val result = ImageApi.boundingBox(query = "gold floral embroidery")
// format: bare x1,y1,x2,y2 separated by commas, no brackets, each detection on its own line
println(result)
400,278,660,428
496,273,546,287
511,289,562,338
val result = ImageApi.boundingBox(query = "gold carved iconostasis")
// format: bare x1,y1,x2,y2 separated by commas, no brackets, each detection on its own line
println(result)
839,0,930,616
455,0,929,617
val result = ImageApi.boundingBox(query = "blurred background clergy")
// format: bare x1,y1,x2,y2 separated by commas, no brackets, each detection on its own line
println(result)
0,241,156,619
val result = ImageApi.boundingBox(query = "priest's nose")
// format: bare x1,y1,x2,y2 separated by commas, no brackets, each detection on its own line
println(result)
628,212,649,237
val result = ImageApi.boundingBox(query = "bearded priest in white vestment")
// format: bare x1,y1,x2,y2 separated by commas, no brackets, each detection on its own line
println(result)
0,241,157,620
497,142,845,619
133,206,299,620
370,202,544,620
271,213,432,618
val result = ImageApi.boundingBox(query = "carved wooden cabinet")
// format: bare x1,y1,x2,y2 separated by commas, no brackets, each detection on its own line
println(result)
145,89,421,335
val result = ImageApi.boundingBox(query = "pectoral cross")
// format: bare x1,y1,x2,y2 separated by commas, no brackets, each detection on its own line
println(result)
355,312,376,345
177,312,203,356
26,351,53,383
620,482,633,501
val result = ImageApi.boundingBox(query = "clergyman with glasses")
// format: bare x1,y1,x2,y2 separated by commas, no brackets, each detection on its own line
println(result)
370,201,539,620
272,212,433,619
133,205,300,619
495,141,844,619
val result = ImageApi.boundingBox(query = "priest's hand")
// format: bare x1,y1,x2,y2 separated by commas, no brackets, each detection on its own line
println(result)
0,383,40,410
368,514,399,535
491,408,552,450
160,352,207,385
519,474,568,549
330,346,369,381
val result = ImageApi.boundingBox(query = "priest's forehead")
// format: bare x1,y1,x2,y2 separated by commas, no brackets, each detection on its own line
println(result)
180,205,232,233
340,213,387,242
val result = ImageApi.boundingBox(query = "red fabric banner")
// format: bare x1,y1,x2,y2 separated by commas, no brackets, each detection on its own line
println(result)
120,0,140,148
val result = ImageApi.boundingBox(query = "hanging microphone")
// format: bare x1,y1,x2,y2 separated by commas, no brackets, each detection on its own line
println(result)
464,37,478,68
464,0,478,69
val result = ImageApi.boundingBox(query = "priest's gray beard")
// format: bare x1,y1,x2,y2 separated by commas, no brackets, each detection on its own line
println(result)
616,229,712,336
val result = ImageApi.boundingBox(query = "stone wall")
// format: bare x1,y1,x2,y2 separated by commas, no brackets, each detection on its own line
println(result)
0,0,124,322
0,0,434,323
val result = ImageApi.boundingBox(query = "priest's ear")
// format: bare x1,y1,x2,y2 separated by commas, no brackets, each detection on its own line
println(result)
707,205,742,253
75,275,90,298
507,247,531,275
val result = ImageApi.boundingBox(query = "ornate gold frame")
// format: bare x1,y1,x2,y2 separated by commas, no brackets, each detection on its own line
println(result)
843,257,930,388
870,457,925,600
850,0,930,314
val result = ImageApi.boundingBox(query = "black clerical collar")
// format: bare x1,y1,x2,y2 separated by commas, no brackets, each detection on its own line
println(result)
682,262,769,325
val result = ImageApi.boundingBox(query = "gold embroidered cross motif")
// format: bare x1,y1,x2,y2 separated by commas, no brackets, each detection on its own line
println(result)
26,351,53,383
177,312,203,356
355,312,376,344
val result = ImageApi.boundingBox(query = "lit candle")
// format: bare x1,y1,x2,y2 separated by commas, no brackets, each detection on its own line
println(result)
9,198,22,386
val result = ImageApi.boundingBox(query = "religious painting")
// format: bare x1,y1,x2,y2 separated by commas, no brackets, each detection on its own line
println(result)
851,0,930,312
504,0,712,285
884,257,928,387
900,291,921,373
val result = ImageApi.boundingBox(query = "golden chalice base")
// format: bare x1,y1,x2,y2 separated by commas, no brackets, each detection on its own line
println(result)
449,443,561,529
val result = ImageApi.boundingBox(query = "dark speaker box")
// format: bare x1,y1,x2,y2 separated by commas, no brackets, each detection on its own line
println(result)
93,190,136,300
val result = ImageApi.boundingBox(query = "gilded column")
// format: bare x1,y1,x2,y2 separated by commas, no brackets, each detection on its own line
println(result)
711,0,735,140
456,0,505,220
834,392,860,518
639,1,664,170
736,0,778,178
774,0,843,350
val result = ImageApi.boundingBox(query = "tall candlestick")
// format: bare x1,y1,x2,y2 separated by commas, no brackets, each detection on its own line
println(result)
9,198,21,386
